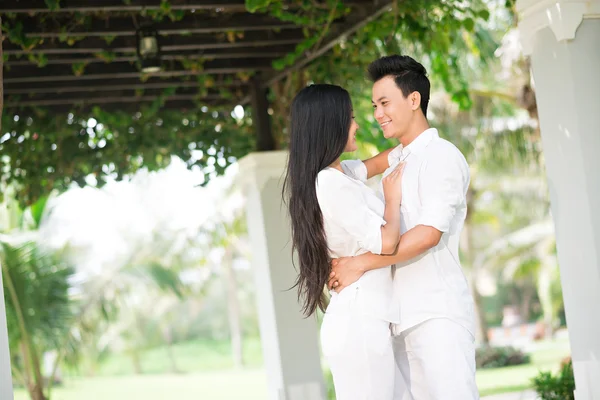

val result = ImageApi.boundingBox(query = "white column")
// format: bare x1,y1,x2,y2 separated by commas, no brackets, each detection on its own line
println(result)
237,151,326,400
518,1,600,398
1,265,15,400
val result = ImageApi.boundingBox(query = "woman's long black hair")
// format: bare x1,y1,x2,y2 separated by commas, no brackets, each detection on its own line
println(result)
282,84,353,317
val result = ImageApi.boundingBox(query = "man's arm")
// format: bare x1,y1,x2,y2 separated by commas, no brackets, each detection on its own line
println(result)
330,147,469,291
362,148,394,179
329,225,441,290
360,225,441,269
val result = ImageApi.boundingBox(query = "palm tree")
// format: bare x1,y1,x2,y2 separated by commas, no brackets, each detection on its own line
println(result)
1,190,74,400
2,242,74,400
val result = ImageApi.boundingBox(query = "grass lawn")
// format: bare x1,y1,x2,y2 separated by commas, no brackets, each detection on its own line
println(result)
95,336,264,376
13,336,571,399
476,337,572,396
14,369,268,400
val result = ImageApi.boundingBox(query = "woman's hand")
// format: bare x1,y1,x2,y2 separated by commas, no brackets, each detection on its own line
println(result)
382,162,405,206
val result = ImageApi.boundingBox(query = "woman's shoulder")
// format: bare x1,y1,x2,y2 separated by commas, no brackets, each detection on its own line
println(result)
316,167,360,190
316,168,357,199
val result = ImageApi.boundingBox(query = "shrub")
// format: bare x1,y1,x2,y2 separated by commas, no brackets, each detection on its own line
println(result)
532,357,575,400
475,345,531,369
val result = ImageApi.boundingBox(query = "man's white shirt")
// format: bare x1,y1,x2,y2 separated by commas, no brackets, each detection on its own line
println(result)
342,128,476,336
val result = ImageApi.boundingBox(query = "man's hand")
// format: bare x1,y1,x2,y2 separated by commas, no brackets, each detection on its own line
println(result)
328,255,368,293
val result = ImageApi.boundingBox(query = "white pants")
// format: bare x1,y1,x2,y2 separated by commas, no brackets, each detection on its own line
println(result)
392,318,479,400
321,286,410,400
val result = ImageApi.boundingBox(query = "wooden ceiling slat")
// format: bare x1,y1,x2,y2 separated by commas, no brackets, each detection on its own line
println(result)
3,30,304,55
4,58,272,82
3,77,246,92
3,81,247,95
4,67,267,84
1,0,249,13
4,50,290,66
1,0,371,14
2,0,390,111
5,87,241,107
13,13,302,39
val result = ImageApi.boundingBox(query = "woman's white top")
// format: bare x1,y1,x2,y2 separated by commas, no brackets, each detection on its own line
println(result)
315,167,399,323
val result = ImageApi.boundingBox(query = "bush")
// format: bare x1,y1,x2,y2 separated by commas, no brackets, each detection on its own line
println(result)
532,357,575,400
475,346,531,369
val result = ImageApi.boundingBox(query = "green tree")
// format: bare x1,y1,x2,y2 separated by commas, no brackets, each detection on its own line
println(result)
1,191,74,400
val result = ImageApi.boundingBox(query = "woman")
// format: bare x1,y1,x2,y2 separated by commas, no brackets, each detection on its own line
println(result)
283,84,405,399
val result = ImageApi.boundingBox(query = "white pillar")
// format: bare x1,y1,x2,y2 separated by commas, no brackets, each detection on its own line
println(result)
1,265,14,400
237,151,326,400
518,1,600,398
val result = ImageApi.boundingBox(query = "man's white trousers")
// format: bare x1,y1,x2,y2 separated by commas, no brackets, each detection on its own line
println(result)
392,318,479,400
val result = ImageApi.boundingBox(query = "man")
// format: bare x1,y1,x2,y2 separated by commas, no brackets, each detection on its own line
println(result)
330,55,479,399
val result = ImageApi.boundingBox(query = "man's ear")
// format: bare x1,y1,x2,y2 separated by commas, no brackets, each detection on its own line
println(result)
410,91,421,111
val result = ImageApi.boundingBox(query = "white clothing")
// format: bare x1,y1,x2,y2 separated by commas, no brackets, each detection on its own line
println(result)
342,128,478,399
315,168,399,323
315,167,407,399
393,319,478,400
321,286,396,400
342,128,476,336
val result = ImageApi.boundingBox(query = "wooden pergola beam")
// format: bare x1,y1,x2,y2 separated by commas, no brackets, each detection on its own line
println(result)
11,13,301,39
4,99,227,114
1,0,370,14
5,92,229,108
3,30,304,55
3,80,247,95
3,76,245,92
4,58,272,83
6,95,215,108
0,0,250,13
4,49,291,67
5,84,244,99
4,67,267,84
250,78,275,151
263,1,394,88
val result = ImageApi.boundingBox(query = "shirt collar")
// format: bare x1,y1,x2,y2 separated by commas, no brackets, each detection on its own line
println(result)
388,128,438,165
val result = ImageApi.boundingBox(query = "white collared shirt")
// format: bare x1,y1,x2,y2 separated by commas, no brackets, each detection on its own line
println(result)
341,128,475,335
316,167,400,323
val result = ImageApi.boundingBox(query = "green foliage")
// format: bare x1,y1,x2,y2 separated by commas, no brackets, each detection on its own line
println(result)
44,0,61,11
131,262,187,299
245,0,273,13
1,0,506,204
28,195,49,229
532,359,575,400
1,104,255,205
2,241,75,354
1,19,43,51
2,240,76,400
475,346,531,369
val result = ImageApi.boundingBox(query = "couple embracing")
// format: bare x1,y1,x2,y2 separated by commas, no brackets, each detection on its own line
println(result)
283,55,479,400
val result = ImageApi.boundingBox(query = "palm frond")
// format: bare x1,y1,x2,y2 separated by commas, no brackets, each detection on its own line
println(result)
1,241,75,353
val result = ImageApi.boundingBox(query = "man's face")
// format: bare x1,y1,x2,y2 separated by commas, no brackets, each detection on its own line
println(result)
372,76,414,140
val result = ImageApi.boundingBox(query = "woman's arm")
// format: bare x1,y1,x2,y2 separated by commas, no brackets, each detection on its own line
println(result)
316,165,402,257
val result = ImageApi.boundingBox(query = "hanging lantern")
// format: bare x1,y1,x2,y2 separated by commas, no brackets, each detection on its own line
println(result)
136,26,161,73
